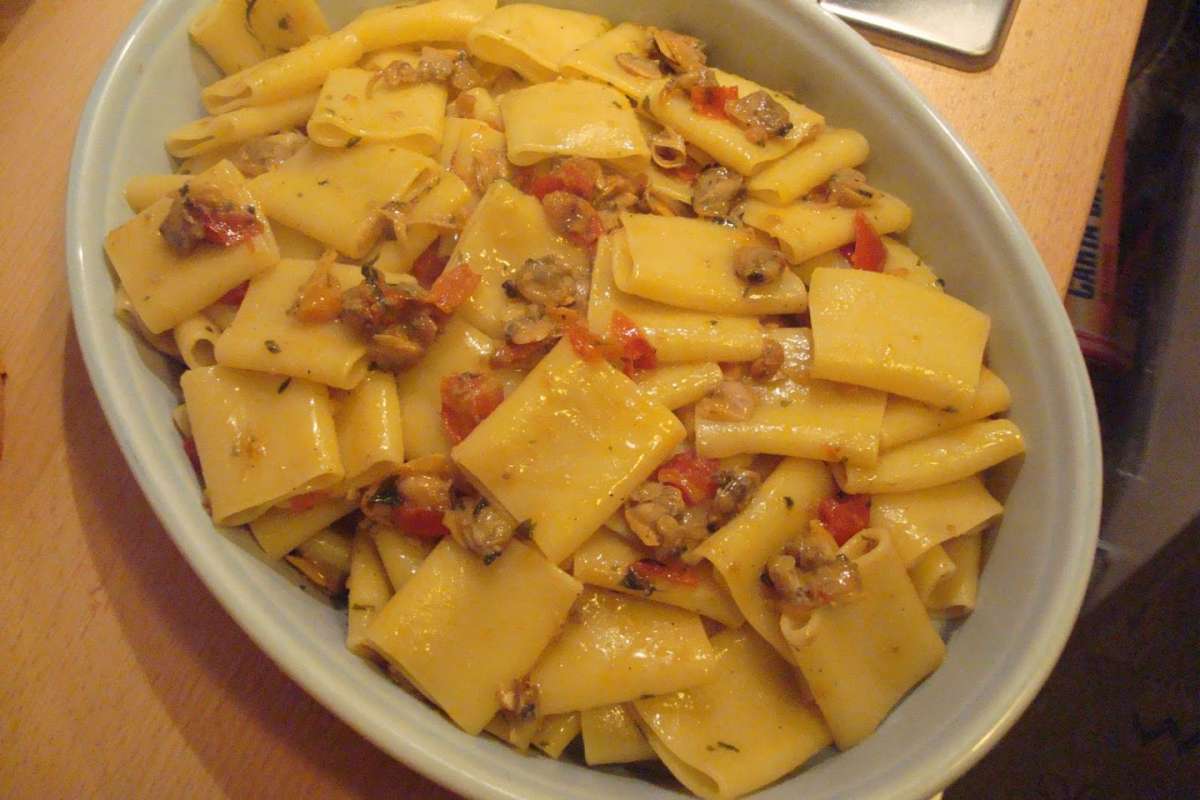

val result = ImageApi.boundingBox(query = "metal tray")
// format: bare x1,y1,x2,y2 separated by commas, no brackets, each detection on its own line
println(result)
819,0,1020,70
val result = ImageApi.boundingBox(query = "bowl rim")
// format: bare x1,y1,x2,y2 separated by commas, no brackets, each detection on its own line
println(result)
66,1,1103,798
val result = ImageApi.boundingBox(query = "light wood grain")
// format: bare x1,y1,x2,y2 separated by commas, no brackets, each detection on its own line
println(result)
0,0,1143,797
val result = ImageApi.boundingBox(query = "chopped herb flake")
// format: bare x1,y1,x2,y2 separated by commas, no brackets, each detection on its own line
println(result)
277,377,292,393
264,339,281,353
370,478,402,506
345,136,362,148
716,741,740,752
620,568,654,595
784,496,794,509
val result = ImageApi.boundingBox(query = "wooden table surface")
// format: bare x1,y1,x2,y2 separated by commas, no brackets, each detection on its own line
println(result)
0,1,1144,797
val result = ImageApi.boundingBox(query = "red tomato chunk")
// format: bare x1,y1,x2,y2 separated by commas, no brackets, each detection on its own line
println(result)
440,372,505,444
656,451,719,505
690,85,739,120
818,493,871,544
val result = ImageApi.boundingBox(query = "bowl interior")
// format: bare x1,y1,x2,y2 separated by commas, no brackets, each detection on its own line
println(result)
66,2,1102,799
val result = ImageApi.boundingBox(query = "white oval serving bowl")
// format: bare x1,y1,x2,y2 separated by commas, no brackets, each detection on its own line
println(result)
66,1,1102,798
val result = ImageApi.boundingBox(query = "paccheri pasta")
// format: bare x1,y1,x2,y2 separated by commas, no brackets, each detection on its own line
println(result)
103,1,1026,795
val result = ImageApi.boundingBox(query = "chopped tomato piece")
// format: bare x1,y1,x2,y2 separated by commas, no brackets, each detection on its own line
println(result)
528,173,566,200
440,372,505,444
564,317,604,361
217,281,249,306
553,160,597,199
194,203,262,247
412,242,449,289
287,490,329,512
181,435,202,477
609,310,657,376
668,163,701,184
630,558,701,587
427,264,480,313
848,211,886,271
818,493,871,544
657,451,720,505
390,505,450,539
690,85,739,120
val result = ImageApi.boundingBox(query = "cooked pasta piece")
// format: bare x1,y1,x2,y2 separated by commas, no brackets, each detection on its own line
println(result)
347,528,393,656
246,141,439,258
307,69,447,152
529,588,715,714
333,371,405,492
927,533,983,617
113,288,180,359
908,544,957,607
746,128,870,205
500,80,649,168
467,3,610,82
687,458,834,662
452,341,685,563
166,93,318,158
792,236,942,290
782,528,946,749
634,628,832,799
393,316,505,458
180,366,344,525
581,703,656,765
367,538,582,734
588,232,766,363
347,0,497,51
618,213,809,315
124,174,190,213
202,30,364,114
214,259,370,390
448,180,588,339
808,267,990,409
742,192,912,263
172,313,222,370
694,328,887,467
372,173,473,274
104,166,279,334
572,528,744,626
250,495,358,560
189,0,329,74
635,363,725,410
369,526,432,591
836,419,1025,494
532,713,581,759
559,22,659,99
645,69,824,176
868,475,1003,566
880,367,1011,451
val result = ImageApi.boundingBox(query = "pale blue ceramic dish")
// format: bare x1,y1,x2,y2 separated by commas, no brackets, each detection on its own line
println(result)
66,2,1102,798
